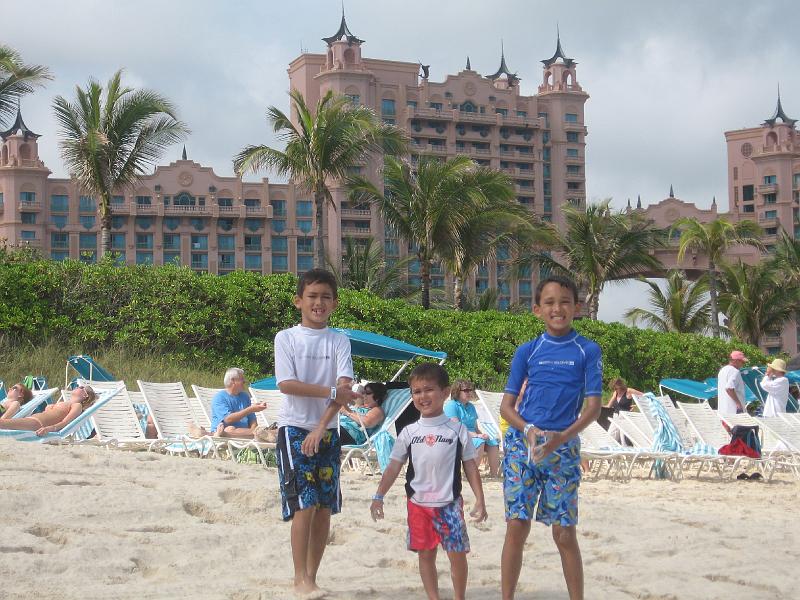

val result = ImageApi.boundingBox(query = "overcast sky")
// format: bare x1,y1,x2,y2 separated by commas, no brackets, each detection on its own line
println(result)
4,0,798,321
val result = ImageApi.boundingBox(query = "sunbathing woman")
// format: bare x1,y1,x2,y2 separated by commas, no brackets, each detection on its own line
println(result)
445,379,501,477
339,382,387,445
0,385,96,436
0,383,34,420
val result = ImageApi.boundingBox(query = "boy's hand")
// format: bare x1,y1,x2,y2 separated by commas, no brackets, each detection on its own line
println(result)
532,430,565,463
370,499,384,521
301,428,325,456
469,501,488,522
524,424,544,450
334,384,361,407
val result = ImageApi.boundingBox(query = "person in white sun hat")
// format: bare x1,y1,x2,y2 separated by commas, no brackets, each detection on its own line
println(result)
760,358,790,417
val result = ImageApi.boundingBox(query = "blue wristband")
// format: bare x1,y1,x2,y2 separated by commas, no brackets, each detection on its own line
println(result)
372,493,384,502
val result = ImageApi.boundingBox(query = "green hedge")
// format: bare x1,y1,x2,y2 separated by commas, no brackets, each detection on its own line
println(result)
0,257,765,391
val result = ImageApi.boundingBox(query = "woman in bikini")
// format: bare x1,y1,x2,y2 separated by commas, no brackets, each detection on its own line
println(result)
0,383,34,419
0,385,96,436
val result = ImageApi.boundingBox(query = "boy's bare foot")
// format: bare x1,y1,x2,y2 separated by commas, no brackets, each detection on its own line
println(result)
293,579,325,598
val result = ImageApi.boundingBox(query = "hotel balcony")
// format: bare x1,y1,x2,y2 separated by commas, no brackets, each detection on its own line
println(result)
758,183,778,194
456,111,499,125
563,122,587,133
565,172,584,181
340,227,373,236
341,208,371,217
18,200,42,211
565,153,583,163
758,215,779,225
408,107,453,120
763,335,783,346
515,169,535,180
501,115,543,128
245,205,270,217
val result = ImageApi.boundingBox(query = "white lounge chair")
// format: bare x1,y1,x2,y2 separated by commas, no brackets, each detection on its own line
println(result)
475,389,504,449
248,388,283,427
80,380,162,451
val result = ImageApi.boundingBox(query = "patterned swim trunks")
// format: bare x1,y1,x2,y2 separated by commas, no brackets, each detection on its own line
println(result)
276,426,341,521
406,497,470,553
502,427,581,526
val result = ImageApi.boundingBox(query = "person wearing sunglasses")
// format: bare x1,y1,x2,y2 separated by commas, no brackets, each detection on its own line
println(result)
445,379,501,478
339,382,387,446
0,383,34,420
0,385,96,436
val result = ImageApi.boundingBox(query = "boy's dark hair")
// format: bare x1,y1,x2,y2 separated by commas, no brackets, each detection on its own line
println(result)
408,362,449,388
297,269,338,298
534,275,579,305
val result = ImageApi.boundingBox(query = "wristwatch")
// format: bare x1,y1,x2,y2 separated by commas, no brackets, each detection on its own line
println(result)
330,386,337,401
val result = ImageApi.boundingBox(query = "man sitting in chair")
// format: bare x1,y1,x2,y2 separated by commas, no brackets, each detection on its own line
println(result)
189,368,266,438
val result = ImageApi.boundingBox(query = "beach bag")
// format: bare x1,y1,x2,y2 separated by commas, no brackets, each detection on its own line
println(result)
254,423,278,444
719,425,761,458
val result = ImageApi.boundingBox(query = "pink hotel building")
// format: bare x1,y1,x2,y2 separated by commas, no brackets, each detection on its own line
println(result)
0,13,797,353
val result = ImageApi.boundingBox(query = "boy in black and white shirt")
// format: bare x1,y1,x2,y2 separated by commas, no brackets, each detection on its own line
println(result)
371,363,487,600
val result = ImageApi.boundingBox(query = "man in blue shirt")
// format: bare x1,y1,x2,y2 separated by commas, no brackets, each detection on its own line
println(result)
195,367,267,438
499,275,602,600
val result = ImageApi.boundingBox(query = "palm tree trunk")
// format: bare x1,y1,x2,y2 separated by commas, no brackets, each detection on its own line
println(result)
453,275,464,310
99,197,112,257
420,257,431,310
314,191,326,269
708,263,720,338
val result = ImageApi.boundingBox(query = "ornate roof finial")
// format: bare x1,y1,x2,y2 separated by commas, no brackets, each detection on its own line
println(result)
487,39,520,84
0,104,40,141
669,184,674,198
636,195,642,209
542,26,575,67
711,195,717,208
764,84,797,127
322,4,364,46
626,198,631,209
466,56,471,71
181,145,187,160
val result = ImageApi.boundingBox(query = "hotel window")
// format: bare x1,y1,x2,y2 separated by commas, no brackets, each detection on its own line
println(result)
272,219,286,233
542,131,550,143
244,198,260,208
218,217,234,231
112,195,125,205
381,99,396,115
297,237,313,254
20,191,36,202
766,227,778,235
21,212,36,224
51,232,68,248
51,251,69,261
271,254,288,272
190,217,207,231
743,204,755,213
80,215,95,229
79,195,95,212
163,233,181,250
408,260,420,274
543,181,552,195
346,94,360,106
135,195,152,205
567,182,582,190
136,233,153,249
793,173,800,187
218,234,235,250
408,276,421,287
495,108,508,116
164,252,181,265
272,236,288,253
565,113,578,123
245,235,262,251
111,233,125,250
191,234,208,250
429,102,443,111
543,164,551,178
244,253,262,270
20,230,36,240
191,253,208,270
519,281,532,296
384,239,399,256
566,131,579,143
567,148,579,157
164,216,180,230
218,253,235,270
245,218,263,232
567,165,581,175
764,210,777,219
516,110,527,117
407,100,417,108
135,216,153,230
538,112,549,127
297,220,313,234
270,199,286,216
174,192,195,206
742,185,754,201
136,251,153,265
544,199,552,213
296,200,313,217
297,255,313,272
218,197,233,207
763,175,777,185
764,194,777,204
112,215,126,229
52,215,67,229
51,195,69,212
460,101,477,113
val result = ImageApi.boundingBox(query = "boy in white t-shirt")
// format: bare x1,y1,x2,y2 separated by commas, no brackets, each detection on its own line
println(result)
274,269,360,597
370,363,487,600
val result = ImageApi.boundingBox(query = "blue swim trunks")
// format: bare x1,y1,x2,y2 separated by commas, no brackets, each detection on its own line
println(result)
276,426,342,521
502,427,581,526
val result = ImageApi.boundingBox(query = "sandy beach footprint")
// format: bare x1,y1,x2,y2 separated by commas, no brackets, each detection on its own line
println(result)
25,524,68,546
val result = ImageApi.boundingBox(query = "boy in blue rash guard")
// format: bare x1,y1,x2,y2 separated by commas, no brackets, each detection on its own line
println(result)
499,275,602,600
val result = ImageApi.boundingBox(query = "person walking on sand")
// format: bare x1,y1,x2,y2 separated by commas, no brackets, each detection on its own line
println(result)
499,275,603,600
370,362,487,600
274,268,360,597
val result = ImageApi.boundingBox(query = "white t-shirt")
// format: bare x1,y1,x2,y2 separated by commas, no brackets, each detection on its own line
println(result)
717,364,745,416
760,375,790,418
274,325,354,430
389,413,477,508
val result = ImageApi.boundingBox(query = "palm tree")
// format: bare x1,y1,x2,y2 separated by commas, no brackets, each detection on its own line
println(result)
350,155,515,309
717,260,800,346
53,70,188,256
512,200,666,319
772,228,800,284
672,217,764,338
234,90,407,268
0,45,51,125
328,236,410,297
624,270,710,334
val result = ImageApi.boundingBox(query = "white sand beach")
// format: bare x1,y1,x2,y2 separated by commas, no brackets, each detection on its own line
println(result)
1,439,796,600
